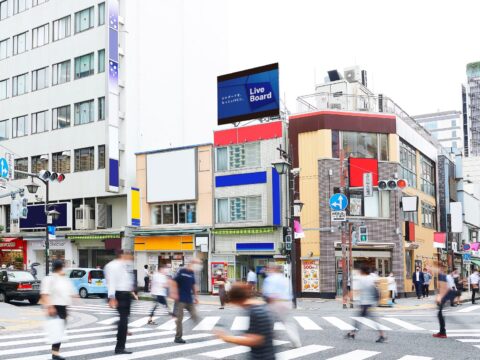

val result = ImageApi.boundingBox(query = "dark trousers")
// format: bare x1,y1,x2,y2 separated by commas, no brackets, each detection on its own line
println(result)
414,282,422,298
438,290,455,335
423,284,430,297
150,295,168,317
52,305,67,352
472,288,478,304
115,291,132,351
144,277,150,292
219,286,226,306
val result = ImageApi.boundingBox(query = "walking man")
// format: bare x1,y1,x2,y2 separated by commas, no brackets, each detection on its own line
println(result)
412,266,425,299
423,268,432,298
247,268,257,293
143,264,150,293
433,266,456,338
105,250,138,355
171,258,202,343
147,265,171,324
470,268,479,304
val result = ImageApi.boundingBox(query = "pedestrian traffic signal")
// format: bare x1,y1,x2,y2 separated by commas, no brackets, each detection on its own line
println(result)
38,170,66,183
378,179,408,191
20,197,28,219
359,225,368,242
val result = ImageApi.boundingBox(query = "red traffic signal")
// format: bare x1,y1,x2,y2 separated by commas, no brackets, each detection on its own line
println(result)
378,179,408,191
57,173,66,183
396,179,408,189
38,170,65,183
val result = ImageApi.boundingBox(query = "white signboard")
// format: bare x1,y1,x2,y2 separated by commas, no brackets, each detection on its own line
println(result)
29,240,67,250
148,254,159,265
5,153,14,180
450,202,463,233
331,210,346,222
363,172,373,197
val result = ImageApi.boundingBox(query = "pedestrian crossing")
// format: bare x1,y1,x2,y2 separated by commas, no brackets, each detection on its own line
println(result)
0,324,441,360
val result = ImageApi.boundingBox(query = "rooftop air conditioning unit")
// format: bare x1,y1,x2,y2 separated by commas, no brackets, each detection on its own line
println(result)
344,66,361,83
75,205,95,230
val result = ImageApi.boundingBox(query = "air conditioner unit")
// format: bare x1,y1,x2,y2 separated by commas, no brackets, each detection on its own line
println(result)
75,205,95,230
97,203,113,229
344,66,361,83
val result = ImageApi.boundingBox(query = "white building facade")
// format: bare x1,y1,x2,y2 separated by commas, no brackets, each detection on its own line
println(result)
413,111,463,153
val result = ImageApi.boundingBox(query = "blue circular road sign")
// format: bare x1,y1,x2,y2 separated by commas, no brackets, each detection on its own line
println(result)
329,193,348,211
0,157,8,178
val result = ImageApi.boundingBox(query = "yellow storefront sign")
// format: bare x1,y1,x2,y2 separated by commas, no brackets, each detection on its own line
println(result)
134,236,194,251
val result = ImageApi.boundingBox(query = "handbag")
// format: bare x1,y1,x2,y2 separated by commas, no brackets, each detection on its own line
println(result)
44,317,66,345
472,284,479,290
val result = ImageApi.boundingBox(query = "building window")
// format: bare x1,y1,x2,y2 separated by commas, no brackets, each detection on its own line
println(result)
332,130,340,158
400,140,417,188
53,15,71,41
0,0,7,20
151,202,197,225
452,120,457,127
32,0,48,6
13,32,27,55
98,2,105,26
52,105,70,129
14,158,28,179
52,151,70,173
341,132,388,160
470,230,478,243
216,196,262,223
178,203,197,224
74,147,94,172
0,38,8,60
32,67,48,91
13,73,27,96
74,53,94,79
348,190,390,218
74,7,94,34
98,49,105,73
31,155,49,174
0,79,7,100
215,143,261,171
74,100,94,125
403,211,418,224
452,141,457,149
405,250,413,279
52,60,70,85
12,115,27,137
32,23,49,48
0,119,8,140
421,202,436,229
215,148,228,171
31,110,47,134
98,97,105,120
420,155,435,197
13,0,27,14
98,145,105,169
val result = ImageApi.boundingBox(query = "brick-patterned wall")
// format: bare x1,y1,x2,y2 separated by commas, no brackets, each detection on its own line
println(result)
317,159,405,295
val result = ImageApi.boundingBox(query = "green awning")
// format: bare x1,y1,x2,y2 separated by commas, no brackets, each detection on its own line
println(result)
212,227,275,235
471,258,480,267
68,234,121,240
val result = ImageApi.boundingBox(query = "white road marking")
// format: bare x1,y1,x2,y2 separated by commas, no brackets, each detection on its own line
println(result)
157,317,189,330
231,316,250,330
381,317,425,330
322,317,356,330
274,322,286,330
276,345,332,360
457,305,480,313
352,317,392,331
326,350,380,360
193,316,221,331
294,316,323,330
397,356,432,360
129,316,157,328
97,316,119,325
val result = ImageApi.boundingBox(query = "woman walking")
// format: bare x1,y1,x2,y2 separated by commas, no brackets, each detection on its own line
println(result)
40,260,76,360
215,269,227,309
147,266,172,324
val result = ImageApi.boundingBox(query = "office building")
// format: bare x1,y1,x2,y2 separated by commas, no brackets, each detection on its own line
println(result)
413,111,463,152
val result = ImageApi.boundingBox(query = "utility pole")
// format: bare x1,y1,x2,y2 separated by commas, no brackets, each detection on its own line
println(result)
348,222,353,308
340,150,348,309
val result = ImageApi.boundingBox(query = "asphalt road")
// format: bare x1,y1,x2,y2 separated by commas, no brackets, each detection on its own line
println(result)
1,297,480,359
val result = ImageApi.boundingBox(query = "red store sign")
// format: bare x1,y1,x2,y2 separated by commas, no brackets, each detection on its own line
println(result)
0,238,24,250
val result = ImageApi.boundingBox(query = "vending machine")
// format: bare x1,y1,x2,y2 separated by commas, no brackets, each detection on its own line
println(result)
211,262,228,294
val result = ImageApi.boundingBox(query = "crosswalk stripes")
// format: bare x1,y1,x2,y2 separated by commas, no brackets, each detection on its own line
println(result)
322,316,356,330
177,340,288,359
97,316,120,325
325,350,380,360
397,356,433,360
351,317,392,331
457,304,480,313
276,345,332,360
230,315,249,330
157,317,189,330
193,316,220,331
294,316,323,330
129,316,158,328
381,317,425,330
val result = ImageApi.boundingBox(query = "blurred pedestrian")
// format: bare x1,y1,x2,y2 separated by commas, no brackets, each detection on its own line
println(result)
40,259,76,360
214,283,275,360
387,272,397,304
171,258,202,343
412,266,424,299
247,268,257,294
433,265,457,338
262,264,301,348
470,268,479,304
143,264,150,293
345,265,386,343
215,269,227,309
147,266,172,325
423,268,432,298
449,268,460,306
104,250,138,355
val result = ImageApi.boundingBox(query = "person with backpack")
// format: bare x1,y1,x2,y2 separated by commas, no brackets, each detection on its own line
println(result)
345,265,386,343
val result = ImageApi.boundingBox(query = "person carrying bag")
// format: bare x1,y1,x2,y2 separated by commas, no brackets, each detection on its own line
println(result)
40,260,77,360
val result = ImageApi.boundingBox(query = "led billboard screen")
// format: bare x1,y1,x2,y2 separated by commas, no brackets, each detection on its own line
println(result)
217,63,280,125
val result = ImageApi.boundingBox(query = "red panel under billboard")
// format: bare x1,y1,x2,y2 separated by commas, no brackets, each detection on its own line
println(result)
214,121,283,146
348,158,378,187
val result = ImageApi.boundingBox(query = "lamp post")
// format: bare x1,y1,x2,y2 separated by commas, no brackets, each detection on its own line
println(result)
272,145,301,308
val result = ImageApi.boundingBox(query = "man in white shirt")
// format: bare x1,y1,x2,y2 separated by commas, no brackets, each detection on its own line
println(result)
105,250,138,355
247,268,257,293
470,269,479,304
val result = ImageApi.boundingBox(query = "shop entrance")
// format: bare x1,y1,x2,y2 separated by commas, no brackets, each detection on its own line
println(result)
79,249,115,269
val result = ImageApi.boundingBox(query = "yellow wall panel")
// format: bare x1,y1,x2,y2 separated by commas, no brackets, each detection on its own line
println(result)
134,236,194,251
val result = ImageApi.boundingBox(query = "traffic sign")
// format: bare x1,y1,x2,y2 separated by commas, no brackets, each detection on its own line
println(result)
5,153,14,180
464,253,472,261
329,193,348,211
0,157,8,178
331,210,346,222
363,173,373,197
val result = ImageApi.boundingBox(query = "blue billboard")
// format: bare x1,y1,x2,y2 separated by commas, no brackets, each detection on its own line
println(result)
217,63,280,125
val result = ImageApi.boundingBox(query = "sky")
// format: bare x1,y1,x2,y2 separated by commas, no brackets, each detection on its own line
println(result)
225,0,480,116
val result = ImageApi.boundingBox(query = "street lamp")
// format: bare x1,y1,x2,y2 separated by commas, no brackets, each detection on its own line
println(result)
272,158,291,175
47,209,61,222
26,180,40,194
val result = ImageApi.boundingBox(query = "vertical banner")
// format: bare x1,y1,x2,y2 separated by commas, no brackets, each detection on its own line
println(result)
107,0,120,192
130,187,140,226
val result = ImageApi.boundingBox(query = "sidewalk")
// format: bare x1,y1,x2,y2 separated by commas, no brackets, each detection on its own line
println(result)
0,303,45,332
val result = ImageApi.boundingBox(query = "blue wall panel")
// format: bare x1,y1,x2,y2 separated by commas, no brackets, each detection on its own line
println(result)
215,171,267,188
272,168,281,226
236,242,275,251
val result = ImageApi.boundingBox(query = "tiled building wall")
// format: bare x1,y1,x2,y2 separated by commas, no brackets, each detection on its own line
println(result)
317,159,405,295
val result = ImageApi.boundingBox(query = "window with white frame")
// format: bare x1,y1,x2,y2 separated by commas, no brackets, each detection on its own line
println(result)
98,49,105,73
98,2,105,26
52,151,70,173
151,202,197,225
32,23,49,48
0,119,8,140
347,190,390,218
216,142,261,171
216,196,262,223
98,97,105,120
14,158,28,179
74,7,94,33
0,79,7,100
403,210,418,224
400,140,417,188
31,155,48,174
12,115,27,138
98,145,105,169
0,38,8,59
52,60,70,85
74,147,94,172
420,154,435,196
13,32,27,55
0,1,7,20
32,0,48,6
340,132,389,160
13,0,27,14
12,73,27,96
52,105,70,129
53,15,71,41
74,53,94,79
32,67,48,91
31,110,47,134
74,100,94,125
421,202,436,229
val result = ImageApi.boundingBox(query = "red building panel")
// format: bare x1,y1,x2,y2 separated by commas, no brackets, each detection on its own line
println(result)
214,121,283,146
349,158,379,187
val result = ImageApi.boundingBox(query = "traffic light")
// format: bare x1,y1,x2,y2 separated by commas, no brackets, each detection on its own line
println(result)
359,225,368,242
39,170,66,183
20,197,28,219
284,234,292,251
378,179,408,191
